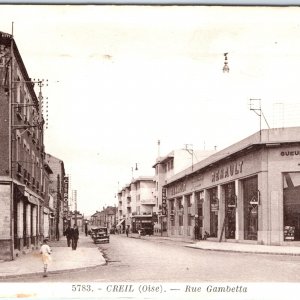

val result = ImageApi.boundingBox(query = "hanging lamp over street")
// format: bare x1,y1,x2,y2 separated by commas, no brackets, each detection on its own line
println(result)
223,52,229,73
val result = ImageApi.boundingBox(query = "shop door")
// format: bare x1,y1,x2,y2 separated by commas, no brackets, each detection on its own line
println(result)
209,187,218,238
283,172,300,241
13,199,18,249
243,176,258,240
23,203,27,247
224,182,236,239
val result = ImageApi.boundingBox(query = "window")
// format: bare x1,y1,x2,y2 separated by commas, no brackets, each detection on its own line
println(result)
283,172,300,241
243,176,258,240
208,187,218,237
224,182,236,239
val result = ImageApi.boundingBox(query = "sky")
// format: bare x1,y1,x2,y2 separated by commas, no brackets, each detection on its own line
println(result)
1,5,300,216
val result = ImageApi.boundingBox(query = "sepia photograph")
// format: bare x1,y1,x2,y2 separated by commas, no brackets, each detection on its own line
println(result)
1,2,300,299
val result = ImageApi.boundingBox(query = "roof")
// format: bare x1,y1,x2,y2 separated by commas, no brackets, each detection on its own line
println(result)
0,31,39,109
165,127,300,186
152,153,174,168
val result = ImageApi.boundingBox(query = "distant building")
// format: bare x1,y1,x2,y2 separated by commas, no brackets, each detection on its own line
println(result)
0,31,50,260
45,153,66,241
89,206,117,232
117,177,155,234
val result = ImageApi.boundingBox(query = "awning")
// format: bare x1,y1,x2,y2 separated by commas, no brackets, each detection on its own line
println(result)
116,219,125,227
14,184,26,200
24,191,38,205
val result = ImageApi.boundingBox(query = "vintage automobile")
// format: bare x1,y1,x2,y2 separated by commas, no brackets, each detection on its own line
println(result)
90,227,109,244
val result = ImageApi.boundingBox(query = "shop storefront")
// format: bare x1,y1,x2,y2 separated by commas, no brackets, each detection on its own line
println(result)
165,128,300,246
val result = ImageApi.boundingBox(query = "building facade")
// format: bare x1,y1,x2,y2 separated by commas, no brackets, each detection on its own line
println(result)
89,207,117,233
45,153,66,240
164,127,300,246
117,177,155,234
152,149,216,235
0,31,50,260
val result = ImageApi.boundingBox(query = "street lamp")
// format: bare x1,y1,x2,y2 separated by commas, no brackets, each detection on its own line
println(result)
131,163,138,179
223,53,230,73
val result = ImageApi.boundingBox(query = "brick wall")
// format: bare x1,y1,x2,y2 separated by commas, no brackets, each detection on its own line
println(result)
0,77,9,176
0,184,11,239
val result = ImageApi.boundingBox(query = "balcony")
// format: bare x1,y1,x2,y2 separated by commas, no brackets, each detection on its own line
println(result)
17,163,22,177
32,131,37,144
16,105,23,120
23,169,28,183
26,173,31,186
32,177,36,189
140,198,156,205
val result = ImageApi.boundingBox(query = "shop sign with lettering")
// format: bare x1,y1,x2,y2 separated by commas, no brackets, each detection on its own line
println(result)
63,176,69,203
193,174,204,187
169,180,187,196
162,188,167,215
211,161,243,183
280,150,300,156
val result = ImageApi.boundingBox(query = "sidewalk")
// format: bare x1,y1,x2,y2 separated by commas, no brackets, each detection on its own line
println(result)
0,234,106,279
129,233,300,256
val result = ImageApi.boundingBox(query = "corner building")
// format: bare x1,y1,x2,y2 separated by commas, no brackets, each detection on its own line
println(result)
165,127,300,245
0,31,50,260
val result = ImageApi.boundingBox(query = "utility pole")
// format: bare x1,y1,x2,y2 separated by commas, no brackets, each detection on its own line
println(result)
249,99,270,142
184,144,194,172
8,25,14,260
74,190,77,226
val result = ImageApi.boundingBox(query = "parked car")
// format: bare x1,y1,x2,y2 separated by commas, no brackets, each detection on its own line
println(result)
90,227,109,243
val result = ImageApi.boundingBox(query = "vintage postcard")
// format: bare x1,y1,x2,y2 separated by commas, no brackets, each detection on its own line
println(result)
1,2,300,300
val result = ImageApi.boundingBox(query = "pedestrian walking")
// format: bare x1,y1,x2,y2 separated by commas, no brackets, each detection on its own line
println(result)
85,223,88,236
125,225,129,237
64,224,72,247
71,224,79,250
40,239,52,277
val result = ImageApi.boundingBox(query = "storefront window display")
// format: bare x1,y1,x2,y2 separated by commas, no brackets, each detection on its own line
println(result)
177,198,183,230
208,187,218,237
224,182,236,239
283,172,300,241
243,176,258,240
195,191,204,228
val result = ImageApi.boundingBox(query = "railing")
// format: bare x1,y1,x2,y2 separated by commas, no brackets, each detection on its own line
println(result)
16,105,23,119
17,163,22,176
23,169,28,183
27,172,31,186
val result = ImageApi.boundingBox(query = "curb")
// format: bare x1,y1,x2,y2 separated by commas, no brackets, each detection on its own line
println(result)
186,245,300,256
129,235,197,245
0,260,107,280
129,234,300,257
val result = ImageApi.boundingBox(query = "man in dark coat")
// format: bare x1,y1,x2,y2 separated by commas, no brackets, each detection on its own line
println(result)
70,224,79,250
64,224,72,247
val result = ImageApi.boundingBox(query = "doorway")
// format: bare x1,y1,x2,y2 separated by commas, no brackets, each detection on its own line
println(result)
243,176,258,240
208,187,218,237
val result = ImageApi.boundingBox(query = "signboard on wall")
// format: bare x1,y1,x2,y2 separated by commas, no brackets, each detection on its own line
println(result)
162,188,167,215
63,176,69,218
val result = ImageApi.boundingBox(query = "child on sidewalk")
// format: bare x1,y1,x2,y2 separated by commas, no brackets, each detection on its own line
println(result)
40,239,52,277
